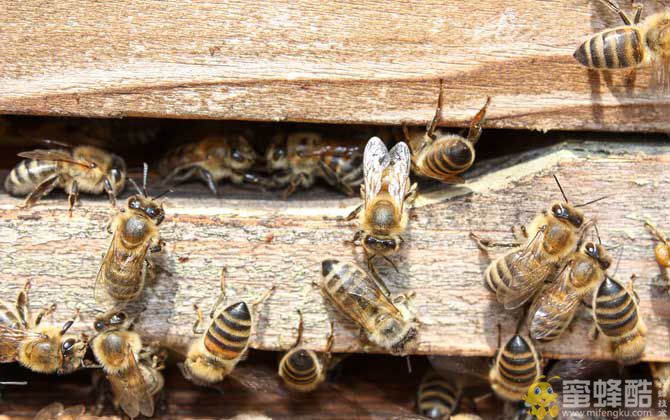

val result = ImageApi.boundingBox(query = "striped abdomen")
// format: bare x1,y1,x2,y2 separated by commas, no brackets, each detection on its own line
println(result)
491,335,540,401
278,349,322,391
418,137,474,180
574,27,645,69
484,248,525,293
417,371,460,419
4,159,60,196
594,277,646,365
204,302,252,361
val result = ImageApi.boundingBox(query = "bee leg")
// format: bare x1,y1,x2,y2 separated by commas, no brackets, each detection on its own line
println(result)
20,174,59,209
252,285,276,309
589,324,600,341
346,205,363,222
67,180,79,216
103,177,117,209
632,3,642,24
512,225,528,242
294,309,304,348
404,182,418,206
469,232,518,251
323,321,335,369
367,254,392,297
34,303,57,326
192,303,206,335
425,78,444,140
281,174,307,199
598,0,634,25
59,308,80,335
344,230,363,246
197,168,220,197
466,96,492,146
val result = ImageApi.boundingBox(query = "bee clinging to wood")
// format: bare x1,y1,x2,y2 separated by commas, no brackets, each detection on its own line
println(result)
265,131,365,198
527,240,611,342
95,164,167,304
472,175,595,309
4,141,126,212
574,0,670,92
278,310,334,393
347,137,417,295
416,370,462,419
89,309,157,419
158,135,263,196
592,275,647,365
180,268,274,387
404,80,490,184
644,220,670,287
319,259,418,355
489,327,542,402
0,281,86,375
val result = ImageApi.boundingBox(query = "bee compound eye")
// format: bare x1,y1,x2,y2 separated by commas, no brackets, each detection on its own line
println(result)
111,312,126,324
232,149,244,162
62,338,76,352
94,320,105,331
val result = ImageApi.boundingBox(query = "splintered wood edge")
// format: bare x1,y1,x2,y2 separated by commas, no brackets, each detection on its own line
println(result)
0,139,668,362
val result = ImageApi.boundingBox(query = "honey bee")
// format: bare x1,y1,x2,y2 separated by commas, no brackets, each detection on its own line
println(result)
416,370,462,419
473,176,593,309
319,259,417,355
180,268,274,387
0,281,86,375
651,362,670,400
347,137,417,295
644,220,670,286
158,135,263,196
33,402,107,420
404,80,490,184
265,132,364,198
527,241,611,342
592,276,647,365
4,141,126,212
95,164,166,304
90,309,158,418
278,310,334,392
573,0,670,91
489,331,542,402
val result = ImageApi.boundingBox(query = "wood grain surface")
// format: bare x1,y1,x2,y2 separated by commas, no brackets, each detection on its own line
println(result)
1,138,669,362
2,1,670,131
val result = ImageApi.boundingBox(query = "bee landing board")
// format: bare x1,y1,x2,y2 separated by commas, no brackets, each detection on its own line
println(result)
1,1,670,132
1,139,670,362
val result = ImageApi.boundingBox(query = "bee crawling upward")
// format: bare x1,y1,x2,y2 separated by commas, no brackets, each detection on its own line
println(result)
4,141,126,212
347,137,417,295
404,79,491,184
489,326,542,402
573,0,670,92
0,281,86,375
95,164,167,304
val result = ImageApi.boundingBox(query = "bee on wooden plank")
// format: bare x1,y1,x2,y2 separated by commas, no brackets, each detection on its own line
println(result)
471,176,596,309
95,164,167,304
318,259,417,355
574,0,670,92
526,241,611,342
489,328,542,402
591,275,646,365
645,220,670,287
0,281,86,375
158,135,263,196
347,137,417,295
265,131,364,198
404,80,490,184
277,310,334,393
180,268,274,387
4,141,126,213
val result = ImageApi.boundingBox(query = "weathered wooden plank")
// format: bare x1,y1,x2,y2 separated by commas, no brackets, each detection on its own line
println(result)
1,1,670,131
0,138,669,362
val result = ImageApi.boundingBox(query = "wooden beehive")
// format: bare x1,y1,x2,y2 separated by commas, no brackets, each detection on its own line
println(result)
2,0,670,418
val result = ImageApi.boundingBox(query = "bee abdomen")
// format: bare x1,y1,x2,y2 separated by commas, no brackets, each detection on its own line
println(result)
417,372,460,419
205,302,251,361
421,139,474,179
574,28,644,69
103,251,145,302
498,336,538,386
4,159,59,196
280,349,319,385
594,279,638,337
484,250,518,294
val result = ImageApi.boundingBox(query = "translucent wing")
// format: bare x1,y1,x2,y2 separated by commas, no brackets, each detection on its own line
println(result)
363,137,389,211
17,149,93,169
651,56,670,94
526,265,582,341
0,324,44,363
498,229,559,310
386,142,411,217
33,402,65,420
108,345,154,418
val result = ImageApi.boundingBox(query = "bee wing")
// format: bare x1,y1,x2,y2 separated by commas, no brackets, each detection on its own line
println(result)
0,324,44,362
17,149,93,169
363,137,389,211
499,230,558,310
386,142,411,217
651,56,670,94
527,266,582,341
94,228,149,303
108,345,154,418
33,402,65,420
335,280,402,332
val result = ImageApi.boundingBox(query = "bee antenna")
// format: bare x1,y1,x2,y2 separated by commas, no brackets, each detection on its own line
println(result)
406,355,413,375
611,245,625,277
128,178,144,196
594,224,603,245
153,189,172,200
575,196,609,208
553,174,569,203
142,163,149,197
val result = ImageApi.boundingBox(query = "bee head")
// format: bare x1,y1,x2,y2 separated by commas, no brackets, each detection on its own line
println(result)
58,335,87,374
127,195,165,225
550,202,584,228
265,134,289,171
583,242,612,270
363,235,399,255
94,311,127,332
227,135,257,171
107,155,127,195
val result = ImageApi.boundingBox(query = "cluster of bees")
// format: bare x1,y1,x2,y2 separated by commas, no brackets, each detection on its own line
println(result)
3,1,670,418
